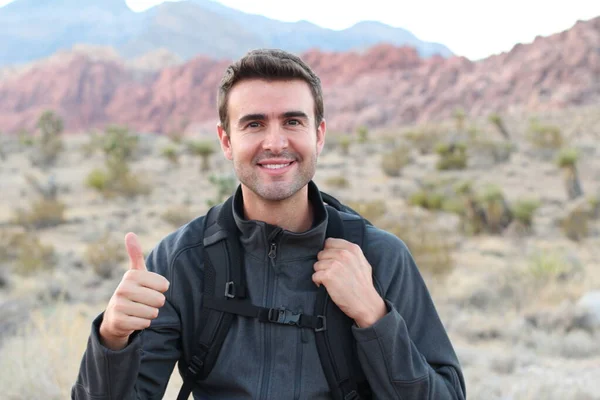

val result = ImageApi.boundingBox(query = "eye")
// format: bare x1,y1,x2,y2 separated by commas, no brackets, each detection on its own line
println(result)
246,121,261,128
286,119,301,126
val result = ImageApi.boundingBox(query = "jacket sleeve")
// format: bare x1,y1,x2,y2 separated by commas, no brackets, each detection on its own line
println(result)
71,244,182,400
352,227,466,400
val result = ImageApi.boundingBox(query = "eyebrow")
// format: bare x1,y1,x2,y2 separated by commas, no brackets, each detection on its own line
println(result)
237,111,309,127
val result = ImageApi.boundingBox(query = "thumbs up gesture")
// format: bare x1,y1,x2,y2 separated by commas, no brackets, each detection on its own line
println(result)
98,232,170,350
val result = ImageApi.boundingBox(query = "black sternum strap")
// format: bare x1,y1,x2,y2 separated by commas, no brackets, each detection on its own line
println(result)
202,296,326,331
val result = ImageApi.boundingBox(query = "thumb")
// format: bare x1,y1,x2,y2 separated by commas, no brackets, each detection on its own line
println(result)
125,232,147,271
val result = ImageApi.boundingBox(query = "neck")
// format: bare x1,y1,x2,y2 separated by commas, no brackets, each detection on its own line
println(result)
241,185,314,232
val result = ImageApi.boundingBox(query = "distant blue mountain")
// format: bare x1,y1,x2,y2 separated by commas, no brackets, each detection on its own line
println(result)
0,0,453,66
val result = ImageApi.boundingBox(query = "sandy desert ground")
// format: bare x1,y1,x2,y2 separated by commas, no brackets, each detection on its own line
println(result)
1,105,600,399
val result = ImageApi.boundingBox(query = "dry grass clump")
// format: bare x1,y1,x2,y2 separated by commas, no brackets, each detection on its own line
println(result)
381,210,455,277
403,125,444,155
526,119,564,150
380,146,411,177
324,175,350,189
13,198,66,229
435,141,468,170
83,232,127,279
161,206,198,228
0,302,100,399
0,230,56,276
346,200,387,223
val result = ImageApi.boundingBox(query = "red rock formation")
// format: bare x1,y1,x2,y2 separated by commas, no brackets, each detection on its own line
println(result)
0,16,598,135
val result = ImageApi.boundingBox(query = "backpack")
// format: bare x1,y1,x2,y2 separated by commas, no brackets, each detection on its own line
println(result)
176,191,377,400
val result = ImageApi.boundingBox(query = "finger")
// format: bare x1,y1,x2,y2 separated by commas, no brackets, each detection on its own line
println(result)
313,260,333,272
127,286,167,309
317,248,343,261
312,270,327,287
124,270,170,293
125,232,147,271
323,237,351,249
117,299,161,320
114,314,153,332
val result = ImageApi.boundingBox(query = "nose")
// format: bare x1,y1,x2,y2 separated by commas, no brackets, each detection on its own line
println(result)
262,125,288,153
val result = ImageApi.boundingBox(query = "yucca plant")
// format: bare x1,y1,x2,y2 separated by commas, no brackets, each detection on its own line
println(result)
188,140,216,172
488,113,510,140
556,148,583,200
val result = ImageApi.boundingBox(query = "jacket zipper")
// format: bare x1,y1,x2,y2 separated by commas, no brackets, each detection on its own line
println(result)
259,233,280,399
294,307,307,400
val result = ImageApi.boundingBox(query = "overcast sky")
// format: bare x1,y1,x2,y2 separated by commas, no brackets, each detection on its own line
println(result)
2,0,599,60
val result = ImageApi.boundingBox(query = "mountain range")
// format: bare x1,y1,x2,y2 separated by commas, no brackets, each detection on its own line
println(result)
0,0,452,67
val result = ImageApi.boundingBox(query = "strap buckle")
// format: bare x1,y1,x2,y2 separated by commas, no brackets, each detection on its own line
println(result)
344,390,361,400
267,307,301,326
224,281,235,298
186,355,204,378
315,315,327,332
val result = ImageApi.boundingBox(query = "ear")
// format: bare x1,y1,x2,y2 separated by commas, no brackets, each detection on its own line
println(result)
316,118,326,156
217,123,233,160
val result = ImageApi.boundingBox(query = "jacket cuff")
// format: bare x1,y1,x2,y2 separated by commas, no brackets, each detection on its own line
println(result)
351,299,399,342
90,312,143,354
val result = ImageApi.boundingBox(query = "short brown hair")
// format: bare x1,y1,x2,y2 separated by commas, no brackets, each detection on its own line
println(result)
217,49,324,133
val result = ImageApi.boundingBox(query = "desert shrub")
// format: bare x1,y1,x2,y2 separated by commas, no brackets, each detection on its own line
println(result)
556,147,583,200
380,146,410,177
487,113,510,140
84,233,127,279
408,190,445,211
346,200,387,223
85,127,151,198
381,211,454,277
526,119,563,149
324,176,350,189
356,125,369,144
0,230,56,276
453,107,466,131
435,142,467,170
187,140,216,171
207,174,238,207
102,125,140,162
336,134,353,156
470,139,515,164
527,250,573,283
162,145,180,166
161,206,197,228
510,198,541,228
30,110,64,167
13,199,66,229
85,168,110,192
559,201,590,241
478,184,513,234
404,126,443,155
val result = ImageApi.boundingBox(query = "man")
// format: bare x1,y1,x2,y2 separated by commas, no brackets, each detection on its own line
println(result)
72,48,466,399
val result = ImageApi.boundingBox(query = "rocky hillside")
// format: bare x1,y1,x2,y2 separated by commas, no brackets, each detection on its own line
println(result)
0,0,451,66
0,16,598,136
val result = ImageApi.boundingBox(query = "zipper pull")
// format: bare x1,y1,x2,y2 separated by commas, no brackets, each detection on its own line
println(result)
268,243,277,259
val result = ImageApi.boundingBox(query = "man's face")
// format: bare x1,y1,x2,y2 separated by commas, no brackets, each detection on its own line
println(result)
217,78,326,202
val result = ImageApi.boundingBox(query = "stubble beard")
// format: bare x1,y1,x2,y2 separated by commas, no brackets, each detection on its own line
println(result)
233,149,318,202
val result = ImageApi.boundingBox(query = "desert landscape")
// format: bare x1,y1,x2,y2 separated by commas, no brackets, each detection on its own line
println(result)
0,3,599,399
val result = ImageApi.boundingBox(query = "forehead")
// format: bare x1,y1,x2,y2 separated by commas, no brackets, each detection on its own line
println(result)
227,79,315,119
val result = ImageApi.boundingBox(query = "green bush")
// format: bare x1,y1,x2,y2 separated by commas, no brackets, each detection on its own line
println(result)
435,142,467,170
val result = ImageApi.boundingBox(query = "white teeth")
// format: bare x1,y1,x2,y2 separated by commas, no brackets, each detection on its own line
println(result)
262,163,291,169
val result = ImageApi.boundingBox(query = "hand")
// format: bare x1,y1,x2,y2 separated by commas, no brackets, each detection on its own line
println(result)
98,232,170,350
313,238,386,328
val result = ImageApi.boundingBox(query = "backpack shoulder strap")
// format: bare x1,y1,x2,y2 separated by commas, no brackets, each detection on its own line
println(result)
177,195,246,400
314,206,372,400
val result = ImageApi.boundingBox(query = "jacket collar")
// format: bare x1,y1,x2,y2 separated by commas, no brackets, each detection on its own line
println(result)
231,180,328,262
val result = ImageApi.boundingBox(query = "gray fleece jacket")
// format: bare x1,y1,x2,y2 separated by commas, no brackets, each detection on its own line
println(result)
72,182,466,399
